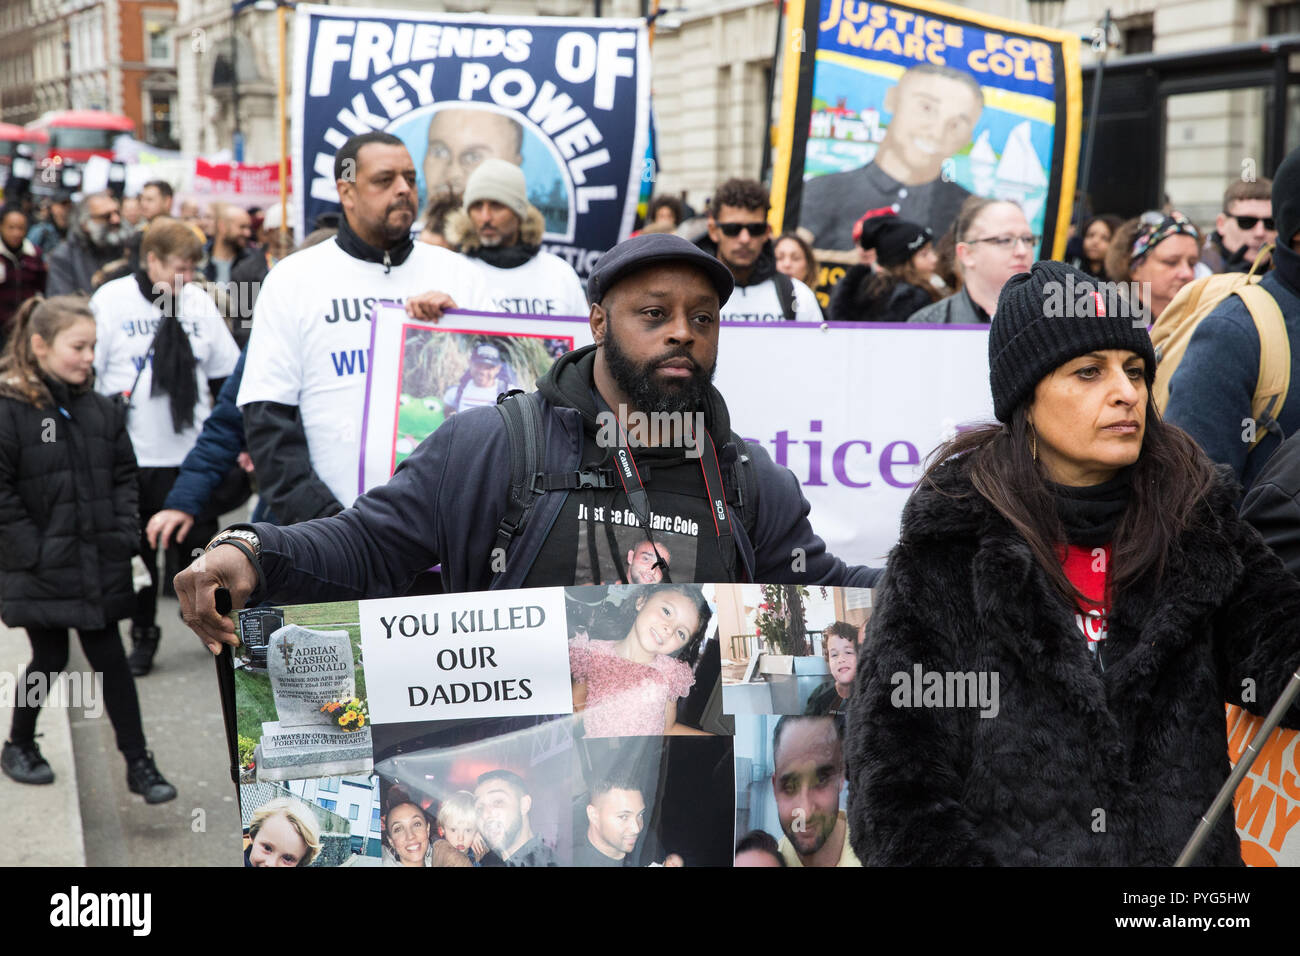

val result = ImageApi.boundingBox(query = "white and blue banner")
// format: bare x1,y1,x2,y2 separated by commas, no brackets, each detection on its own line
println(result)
362,305,995,567
293,3,651,276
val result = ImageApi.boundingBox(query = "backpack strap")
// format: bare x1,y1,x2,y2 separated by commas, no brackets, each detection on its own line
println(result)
774,272,797,322
492,390,548,562
722,433,759,542
492,391,618,572
1237,281,1291,452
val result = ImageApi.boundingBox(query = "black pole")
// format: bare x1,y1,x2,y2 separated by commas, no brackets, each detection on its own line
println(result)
1267,52,1288,176
1075,8,1112,226
759,2,785,184
212,588,241,787
594,0,602,16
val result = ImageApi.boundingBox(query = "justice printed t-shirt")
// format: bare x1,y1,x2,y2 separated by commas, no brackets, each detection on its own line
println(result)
91,275,240,467
721,276,822,323
1058,543,1110,659
462,250,589,317
235,238,489,508
522,430,731,588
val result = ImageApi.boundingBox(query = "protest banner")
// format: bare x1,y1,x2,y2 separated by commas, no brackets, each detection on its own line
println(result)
360,303,594,493
234,583,735,867
192,157,293,201
230,587,1282,867
292,3,650,275
363,306,992,566
771,0,1081,292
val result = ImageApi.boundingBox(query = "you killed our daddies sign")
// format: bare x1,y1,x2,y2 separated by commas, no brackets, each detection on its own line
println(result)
359,587,572,723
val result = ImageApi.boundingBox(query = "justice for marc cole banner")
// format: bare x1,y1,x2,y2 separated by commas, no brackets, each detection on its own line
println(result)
292,4,650,277
771,0,1081,277
362,303,992,566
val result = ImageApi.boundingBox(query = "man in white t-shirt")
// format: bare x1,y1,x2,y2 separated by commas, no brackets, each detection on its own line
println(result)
446,158,588,317
696,178,822,323
92,218,241,674
236,132,491,525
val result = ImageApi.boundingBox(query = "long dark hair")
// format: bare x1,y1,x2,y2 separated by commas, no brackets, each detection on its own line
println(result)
921,396,1217,605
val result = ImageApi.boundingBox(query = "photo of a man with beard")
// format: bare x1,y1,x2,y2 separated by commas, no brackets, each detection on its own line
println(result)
770,715,861,867
474,769,558,866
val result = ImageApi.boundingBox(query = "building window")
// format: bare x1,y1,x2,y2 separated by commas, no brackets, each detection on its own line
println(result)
1268,2,1300,34
371,808,381,832
144,14,174,66
319,777,339,793
319,799,336,811
1119,15,1154,55
144,90,178,150
348,805,360,821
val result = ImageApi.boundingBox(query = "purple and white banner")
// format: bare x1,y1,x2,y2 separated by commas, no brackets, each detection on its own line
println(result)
362,303,993,565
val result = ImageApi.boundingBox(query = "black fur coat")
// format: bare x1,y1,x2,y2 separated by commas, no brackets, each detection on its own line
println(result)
846,455,1300,866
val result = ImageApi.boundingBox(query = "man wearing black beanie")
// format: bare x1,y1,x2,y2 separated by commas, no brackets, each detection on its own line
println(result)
1164,146,1300,490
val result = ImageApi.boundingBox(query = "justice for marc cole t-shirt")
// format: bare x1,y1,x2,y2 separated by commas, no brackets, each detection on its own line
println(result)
235,238,490,508
1059,543,1110,661
91,275,240,467
462,250,589,317
521,421,731,588
721,276,822,323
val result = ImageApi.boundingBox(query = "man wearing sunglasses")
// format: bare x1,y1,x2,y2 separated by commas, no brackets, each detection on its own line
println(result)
698,178,822,323
1200,177,1276,275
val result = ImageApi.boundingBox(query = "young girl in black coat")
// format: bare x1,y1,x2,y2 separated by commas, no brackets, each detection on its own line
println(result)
0,295,175,802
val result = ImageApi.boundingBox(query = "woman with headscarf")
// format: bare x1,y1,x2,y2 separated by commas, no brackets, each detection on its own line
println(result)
1106,211,1200,322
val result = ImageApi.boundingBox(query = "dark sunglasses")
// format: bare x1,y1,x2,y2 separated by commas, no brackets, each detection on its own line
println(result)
717,221,768,238
1231,214,1274,231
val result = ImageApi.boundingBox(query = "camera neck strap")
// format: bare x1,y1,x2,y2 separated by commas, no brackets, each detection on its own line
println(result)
610,416,738,583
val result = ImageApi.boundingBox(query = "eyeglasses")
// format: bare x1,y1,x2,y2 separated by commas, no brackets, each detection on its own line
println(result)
1230,215,1274,231
716,221,768,238
966,234,1039,250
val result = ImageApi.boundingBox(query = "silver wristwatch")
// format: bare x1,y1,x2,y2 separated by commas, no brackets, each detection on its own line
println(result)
206,528,262,560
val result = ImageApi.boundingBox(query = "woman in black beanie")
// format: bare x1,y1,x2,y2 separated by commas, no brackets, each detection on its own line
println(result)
828,213,940,322
846,259,1300,866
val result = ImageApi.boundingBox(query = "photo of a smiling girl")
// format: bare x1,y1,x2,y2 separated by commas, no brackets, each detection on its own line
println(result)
568,583,721,739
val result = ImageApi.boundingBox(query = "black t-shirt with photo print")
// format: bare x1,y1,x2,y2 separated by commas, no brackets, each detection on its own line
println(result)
521,395,731,588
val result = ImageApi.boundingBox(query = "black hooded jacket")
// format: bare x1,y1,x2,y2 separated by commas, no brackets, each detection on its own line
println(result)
0,373,138,629
847,454,1300,866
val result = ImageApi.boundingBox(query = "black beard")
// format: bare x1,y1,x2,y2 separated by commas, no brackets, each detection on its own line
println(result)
603,320,715,416
376,202,416,245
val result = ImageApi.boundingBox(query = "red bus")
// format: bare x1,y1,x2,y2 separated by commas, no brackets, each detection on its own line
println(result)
26,110,134,165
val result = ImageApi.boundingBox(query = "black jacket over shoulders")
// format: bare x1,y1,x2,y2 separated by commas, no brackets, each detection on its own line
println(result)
847,454,1300,866
1241,429,1300,577
828,265,933,323
0,374,139,629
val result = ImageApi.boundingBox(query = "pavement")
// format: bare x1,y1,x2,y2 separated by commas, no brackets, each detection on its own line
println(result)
0,594,245,867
